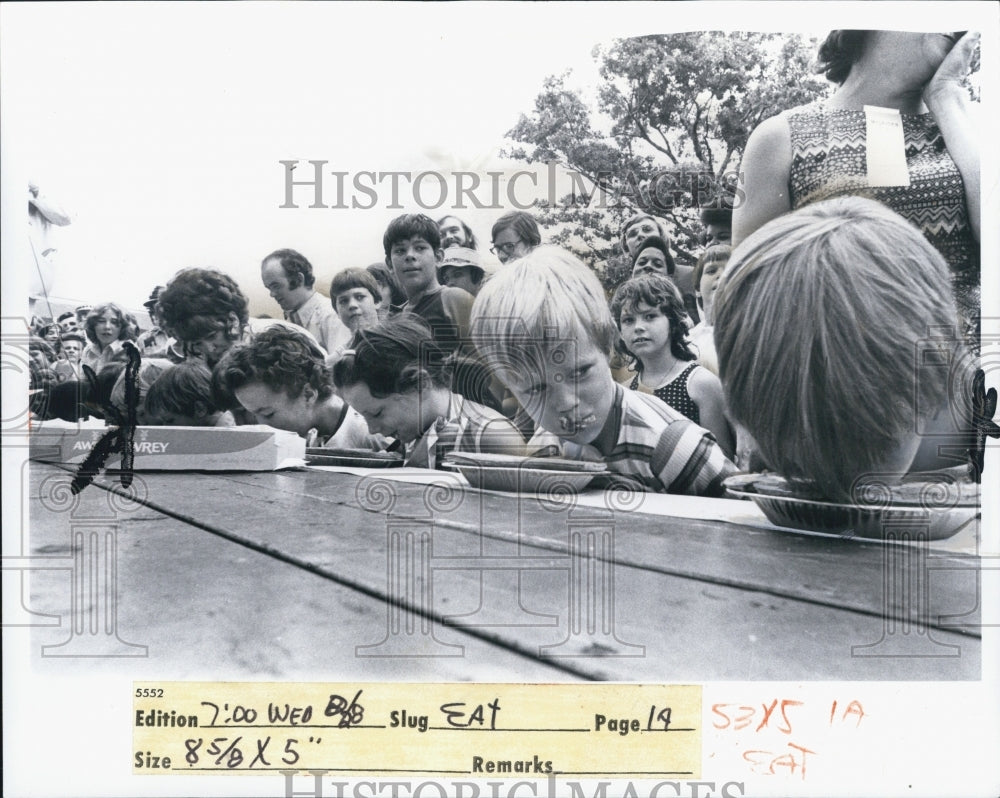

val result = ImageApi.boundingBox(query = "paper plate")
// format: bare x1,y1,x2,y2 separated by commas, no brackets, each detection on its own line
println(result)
723,473,979,541
442,462,599,493
306,448,403,468
444,451,607,473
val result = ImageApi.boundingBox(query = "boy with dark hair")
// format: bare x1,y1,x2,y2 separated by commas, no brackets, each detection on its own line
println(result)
382,213,499,410
329,268,382,339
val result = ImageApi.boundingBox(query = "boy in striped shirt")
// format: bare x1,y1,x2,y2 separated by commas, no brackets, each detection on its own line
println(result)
470,246,736,496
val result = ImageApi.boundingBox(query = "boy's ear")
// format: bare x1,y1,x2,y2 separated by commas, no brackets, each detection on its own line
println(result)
192,400,209,420
226,312,240,337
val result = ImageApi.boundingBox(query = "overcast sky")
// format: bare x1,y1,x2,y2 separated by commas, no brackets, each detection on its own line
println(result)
2,2,997,320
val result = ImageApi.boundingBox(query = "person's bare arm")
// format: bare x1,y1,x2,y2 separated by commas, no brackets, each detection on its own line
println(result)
924,32,981,241
687,366,736,459
731,114,793,247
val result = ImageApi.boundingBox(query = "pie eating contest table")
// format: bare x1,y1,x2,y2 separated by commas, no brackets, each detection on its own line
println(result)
23,460,983,681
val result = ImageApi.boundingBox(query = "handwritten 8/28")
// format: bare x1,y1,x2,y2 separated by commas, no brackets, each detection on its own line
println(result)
712,698,866,780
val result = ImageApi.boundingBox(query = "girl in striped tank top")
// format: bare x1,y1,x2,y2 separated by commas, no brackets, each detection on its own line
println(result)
611,274,735,459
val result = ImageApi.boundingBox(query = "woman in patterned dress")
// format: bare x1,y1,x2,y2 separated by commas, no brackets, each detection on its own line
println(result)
733,31,981,346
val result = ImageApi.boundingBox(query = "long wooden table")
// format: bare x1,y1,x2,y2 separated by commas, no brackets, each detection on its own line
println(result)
23,462,983,681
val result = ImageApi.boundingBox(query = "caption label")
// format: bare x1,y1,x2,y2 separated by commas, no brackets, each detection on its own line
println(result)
133,682,701,777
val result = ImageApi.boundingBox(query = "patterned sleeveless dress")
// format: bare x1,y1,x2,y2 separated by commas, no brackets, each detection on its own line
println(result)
629,363,700,425
785,102,980,346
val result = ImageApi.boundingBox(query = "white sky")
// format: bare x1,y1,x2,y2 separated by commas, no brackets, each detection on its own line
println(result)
3,2,995,319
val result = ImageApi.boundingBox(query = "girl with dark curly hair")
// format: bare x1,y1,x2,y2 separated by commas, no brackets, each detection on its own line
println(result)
610,274,734,457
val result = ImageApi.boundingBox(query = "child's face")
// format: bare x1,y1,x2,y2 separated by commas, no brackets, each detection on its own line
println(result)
234,381,314,436
338,383,425,444
439,266,479,296
632,247,670,279
698,257,726,322
497,335,615,445
618,301,671,359
388,236,441,299
334,287,380,333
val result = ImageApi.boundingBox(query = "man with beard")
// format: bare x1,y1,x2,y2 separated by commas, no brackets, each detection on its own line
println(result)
437,215,479,250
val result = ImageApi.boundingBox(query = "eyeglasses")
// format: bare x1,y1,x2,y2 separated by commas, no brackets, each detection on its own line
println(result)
490,241,522,257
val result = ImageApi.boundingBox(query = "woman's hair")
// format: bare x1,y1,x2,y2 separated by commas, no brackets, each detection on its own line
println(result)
83,303,130,346
631,235,675,276
332,316,451,398
156,268,250,343
330,268,382,305
365,262,407,307
712,195,966,500
610,274,695,365
470,245,618,373
144,363,220,420
213,327,333,409
692,244,733,291
815,30,871,84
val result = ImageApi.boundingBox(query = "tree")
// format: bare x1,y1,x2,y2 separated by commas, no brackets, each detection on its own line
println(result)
505,32,831,291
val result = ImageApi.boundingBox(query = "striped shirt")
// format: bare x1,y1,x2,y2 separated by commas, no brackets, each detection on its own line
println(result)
560,385,736,496
405,392,524,469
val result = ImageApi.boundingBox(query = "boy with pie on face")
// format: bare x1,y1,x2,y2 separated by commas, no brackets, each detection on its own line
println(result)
471,245,736,496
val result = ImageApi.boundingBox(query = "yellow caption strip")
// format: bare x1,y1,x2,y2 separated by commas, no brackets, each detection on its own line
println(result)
134,682,701,778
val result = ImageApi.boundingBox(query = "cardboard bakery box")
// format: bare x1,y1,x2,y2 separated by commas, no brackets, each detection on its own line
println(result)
29,420,305,471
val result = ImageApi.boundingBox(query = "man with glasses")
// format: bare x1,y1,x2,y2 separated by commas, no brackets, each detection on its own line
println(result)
490,211,541,264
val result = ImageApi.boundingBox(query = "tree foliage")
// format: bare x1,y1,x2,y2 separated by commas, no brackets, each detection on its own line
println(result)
505,32,831,291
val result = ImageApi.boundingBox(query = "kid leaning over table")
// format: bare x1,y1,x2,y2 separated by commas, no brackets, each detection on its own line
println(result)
332,316,526,469
213,327,381,449
713,196,976,501
470,245,737,496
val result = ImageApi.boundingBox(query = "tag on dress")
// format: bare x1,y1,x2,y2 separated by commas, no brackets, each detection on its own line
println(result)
864,105,910,187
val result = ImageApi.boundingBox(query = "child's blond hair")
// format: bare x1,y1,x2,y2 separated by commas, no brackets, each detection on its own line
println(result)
470,245,617,372
713,196,966,499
